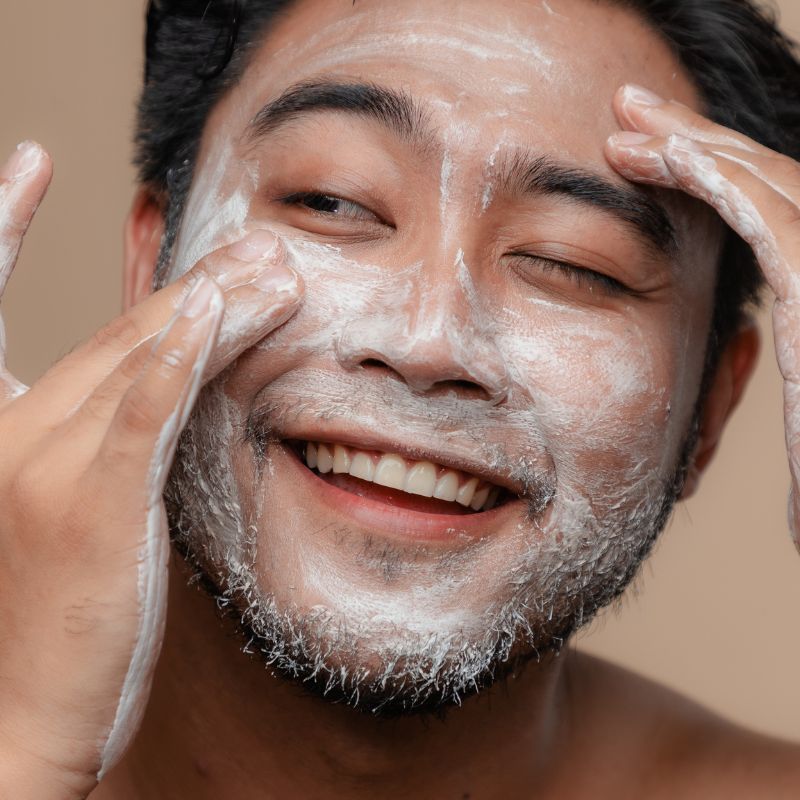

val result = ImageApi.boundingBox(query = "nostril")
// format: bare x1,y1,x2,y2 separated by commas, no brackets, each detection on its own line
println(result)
356,360,502,404
361,358,391,371
443,379,483,393
430,379,492,402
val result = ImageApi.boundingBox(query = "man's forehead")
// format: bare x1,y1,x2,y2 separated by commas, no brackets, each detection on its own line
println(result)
227,0,701,140
189,0,715,267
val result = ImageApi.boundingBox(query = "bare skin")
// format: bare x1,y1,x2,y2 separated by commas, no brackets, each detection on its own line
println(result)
88,559,800,800
1,0,799,797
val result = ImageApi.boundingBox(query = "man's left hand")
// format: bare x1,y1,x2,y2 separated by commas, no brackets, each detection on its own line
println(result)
604,83,800,548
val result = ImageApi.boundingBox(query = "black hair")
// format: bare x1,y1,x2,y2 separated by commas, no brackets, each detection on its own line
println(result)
137,0,800,361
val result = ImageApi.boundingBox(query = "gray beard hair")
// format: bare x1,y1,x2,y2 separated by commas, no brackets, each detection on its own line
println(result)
164,376,698,717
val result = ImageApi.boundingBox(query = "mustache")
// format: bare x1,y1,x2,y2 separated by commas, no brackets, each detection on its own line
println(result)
241,367,557,516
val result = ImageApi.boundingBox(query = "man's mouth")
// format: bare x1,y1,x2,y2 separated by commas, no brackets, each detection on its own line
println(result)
291,440,510,515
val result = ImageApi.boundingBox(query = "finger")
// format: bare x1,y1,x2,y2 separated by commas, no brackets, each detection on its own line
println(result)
606,132,800,303
89,276,223,488
0,141,53,401
0,141,52,291
58,261,300,452
612,84,771,155
0,313,27,401
20,230,301,423
88,277,224,778
607,131,800,206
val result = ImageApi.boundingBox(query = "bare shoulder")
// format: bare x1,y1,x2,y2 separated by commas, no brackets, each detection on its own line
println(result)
566,652,800,798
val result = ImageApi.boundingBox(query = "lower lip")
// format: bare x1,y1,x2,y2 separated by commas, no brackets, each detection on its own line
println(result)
274,443,522,543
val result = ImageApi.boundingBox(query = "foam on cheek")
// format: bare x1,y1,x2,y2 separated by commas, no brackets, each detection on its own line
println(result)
168,138,258,283
281,239,415,353
492,296,679,540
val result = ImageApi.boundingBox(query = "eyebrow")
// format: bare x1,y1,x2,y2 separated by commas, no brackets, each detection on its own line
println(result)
494,150,677,257
247,78,677,257
248,78,433,149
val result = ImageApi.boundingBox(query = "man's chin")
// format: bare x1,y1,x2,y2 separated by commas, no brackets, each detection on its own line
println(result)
171,537,577,717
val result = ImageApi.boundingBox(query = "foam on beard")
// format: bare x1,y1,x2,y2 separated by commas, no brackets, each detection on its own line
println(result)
163,358,691,713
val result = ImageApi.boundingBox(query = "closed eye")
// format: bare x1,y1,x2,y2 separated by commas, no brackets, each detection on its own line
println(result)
508,253,637,298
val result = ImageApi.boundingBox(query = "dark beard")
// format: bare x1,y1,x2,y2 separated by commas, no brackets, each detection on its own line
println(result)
164,398,698,717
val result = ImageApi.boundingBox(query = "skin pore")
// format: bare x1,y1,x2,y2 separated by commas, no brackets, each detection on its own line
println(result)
91,0,779,797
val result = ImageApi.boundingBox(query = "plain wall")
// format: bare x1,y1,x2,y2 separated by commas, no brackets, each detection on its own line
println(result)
1,1,799,741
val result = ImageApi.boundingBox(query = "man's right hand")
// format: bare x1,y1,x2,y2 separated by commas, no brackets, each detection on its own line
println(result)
0,141,303,799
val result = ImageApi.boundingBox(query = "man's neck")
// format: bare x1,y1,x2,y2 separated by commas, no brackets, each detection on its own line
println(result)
96,556,576,800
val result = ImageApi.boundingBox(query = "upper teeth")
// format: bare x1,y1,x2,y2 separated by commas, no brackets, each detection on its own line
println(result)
304,442,501,512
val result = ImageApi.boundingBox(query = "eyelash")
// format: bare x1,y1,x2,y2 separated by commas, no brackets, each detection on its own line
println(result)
280,192,633,298
279,191,381,223
511,254,631,297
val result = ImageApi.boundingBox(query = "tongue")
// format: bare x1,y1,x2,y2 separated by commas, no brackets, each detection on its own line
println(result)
319,472,475,515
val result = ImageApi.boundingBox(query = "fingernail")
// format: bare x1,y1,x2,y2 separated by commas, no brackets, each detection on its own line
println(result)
254,264,300,295
229,230,280,262
182,277,219,318
610,131,654,147
1,141,43,182
666,134,705,153
622,84,664,107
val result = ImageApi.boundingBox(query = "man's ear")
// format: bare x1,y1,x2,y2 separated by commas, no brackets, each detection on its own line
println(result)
123,188,165,311
680,317,761,500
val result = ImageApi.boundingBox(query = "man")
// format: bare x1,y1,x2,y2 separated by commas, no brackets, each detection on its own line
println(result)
1,0,799,796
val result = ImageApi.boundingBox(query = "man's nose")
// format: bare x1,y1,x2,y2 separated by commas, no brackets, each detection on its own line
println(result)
335,267,509,405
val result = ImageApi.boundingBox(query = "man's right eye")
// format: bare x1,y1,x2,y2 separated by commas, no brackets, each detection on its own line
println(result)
279,191,382,224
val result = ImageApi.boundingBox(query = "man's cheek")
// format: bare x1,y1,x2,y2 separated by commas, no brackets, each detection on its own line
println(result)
499,318,687,481
167,147,262,283
239,239,419,371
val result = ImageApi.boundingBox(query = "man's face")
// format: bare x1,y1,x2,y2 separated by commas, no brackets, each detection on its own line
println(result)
162,0,721,710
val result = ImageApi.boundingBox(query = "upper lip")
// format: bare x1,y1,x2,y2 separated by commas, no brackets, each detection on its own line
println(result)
273,421,529,497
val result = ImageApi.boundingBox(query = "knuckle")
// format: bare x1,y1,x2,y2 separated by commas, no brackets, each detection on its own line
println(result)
769,150,800,179
780,205,800,231
117,341,153,384
8,456,49,511
158,345,191,376
117,382,163,436
91,314,144,353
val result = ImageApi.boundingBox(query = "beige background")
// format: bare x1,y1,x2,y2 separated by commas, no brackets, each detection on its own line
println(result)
2,1,799,741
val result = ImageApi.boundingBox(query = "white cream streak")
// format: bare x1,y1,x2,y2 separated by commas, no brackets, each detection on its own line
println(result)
710,149,798,205
97,292,223,779
0,143,43,399
480,140,503,214
663,140,795,298
169,139,257,281
439,149,454,248
272,17,554,76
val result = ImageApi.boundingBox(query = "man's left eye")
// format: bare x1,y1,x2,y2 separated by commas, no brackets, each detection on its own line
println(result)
280,191,381,224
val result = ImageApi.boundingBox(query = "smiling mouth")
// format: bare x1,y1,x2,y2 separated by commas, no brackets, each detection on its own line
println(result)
289,440,512,516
